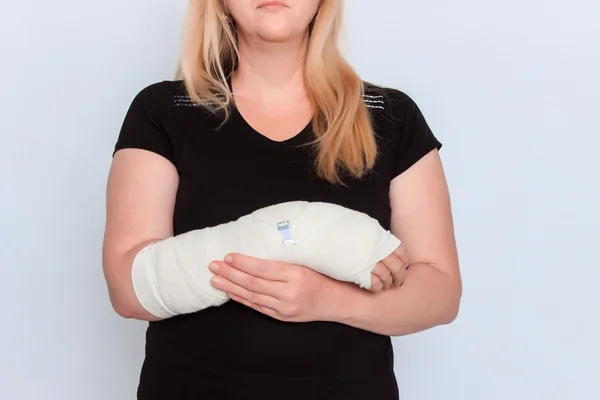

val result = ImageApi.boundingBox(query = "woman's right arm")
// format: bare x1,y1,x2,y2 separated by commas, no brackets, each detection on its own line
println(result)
102,148,179,321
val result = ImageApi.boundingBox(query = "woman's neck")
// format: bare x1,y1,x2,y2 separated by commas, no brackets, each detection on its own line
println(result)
232,33,310,103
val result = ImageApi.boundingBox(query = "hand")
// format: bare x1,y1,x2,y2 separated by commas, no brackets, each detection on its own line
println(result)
369,243,410,293
209,254,334,322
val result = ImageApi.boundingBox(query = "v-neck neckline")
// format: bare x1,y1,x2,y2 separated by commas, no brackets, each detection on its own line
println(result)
226,75,313,147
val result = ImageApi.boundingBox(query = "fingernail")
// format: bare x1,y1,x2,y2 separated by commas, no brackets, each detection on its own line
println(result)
212,276,224,286
209,263,219,273
225,255,232,264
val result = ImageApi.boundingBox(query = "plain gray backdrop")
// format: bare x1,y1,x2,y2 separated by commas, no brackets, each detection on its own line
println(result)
1,0,599,399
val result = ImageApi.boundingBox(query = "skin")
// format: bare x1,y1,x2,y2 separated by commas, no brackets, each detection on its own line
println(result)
102,0,462,334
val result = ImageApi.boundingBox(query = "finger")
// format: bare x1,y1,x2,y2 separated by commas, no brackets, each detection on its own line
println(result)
209,261,281,297
393,243,410,266
369,274,384,293
224,254,289,281
227,293,278,317
372,262,393,290
211,275,279,310
394,264,407,287
381,253,407,287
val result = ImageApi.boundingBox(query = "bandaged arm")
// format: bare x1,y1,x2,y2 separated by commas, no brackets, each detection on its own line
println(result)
132,201,401,319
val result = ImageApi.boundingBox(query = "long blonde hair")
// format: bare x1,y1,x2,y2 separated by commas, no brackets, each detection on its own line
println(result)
179,0,377,184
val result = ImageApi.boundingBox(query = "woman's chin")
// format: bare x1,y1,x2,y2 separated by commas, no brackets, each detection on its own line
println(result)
256,28,300,43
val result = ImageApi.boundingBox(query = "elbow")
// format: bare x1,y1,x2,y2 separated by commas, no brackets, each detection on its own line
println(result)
106,284,160,321
103,254,149,320
441,300,460,325
110,295,158,321
108,291,139,320
104,270,144,319
112,299,159,321
114,304,137,320
441,281,462,325
104,269,138,319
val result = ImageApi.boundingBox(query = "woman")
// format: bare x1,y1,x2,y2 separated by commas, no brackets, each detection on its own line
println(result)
103,0,462,398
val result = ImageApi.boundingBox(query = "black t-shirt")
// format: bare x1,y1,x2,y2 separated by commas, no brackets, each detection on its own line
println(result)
114,80,441,400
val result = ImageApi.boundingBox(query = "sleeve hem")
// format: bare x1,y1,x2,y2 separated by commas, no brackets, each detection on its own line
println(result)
392,141,442,178
112,144,177,166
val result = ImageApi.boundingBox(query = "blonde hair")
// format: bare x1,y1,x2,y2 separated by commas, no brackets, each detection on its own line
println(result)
179,0,377,184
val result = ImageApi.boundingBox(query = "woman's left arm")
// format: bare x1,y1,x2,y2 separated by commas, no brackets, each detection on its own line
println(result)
210,149,461,336
329,149,462,336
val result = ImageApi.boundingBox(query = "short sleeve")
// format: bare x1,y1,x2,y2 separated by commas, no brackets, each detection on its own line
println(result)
114,82,176,165
389,91,442,177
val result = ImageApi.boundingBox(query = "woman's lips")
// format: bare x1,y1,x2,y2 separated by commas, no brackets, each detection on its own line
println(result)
257,1,288,10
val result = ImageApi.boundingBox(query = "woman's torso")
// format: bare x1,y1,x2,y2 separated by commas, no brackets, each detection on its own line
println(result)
122,80,412,399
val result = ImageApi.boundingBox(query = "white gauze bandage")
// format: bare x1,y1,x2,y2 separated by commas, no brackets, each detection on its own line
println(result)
132,201,401,318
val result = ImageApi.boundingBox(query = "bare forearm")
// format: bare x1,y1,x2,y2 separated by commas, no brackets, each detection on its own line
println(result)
326,263,462,336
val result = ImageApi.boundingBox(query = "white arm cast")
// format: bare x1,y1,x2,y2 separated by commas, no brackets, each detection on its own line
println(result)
132,201,400,318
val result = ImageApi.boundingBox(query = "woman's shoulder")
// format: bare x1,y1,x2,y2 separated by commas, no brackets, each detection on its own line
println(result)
362,81,421,120
363,81,441,176
131,80,188,104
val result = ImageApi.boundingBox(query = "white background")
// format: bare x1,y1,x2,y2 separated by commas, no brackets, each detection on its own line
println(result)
1,0,599,399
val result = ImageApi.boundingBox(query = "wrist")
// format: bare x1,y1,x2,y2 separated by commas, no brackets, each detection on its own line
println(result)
319,279,372,324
